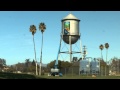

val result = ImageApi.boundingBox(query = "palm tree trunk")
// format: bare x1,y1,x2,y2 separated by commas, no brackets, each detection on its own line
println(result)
33,35,38,75
39,32,43,76
101,50,103,61
101,50,103,76
99,60,100,76
105,49,108,76
106,49,108,64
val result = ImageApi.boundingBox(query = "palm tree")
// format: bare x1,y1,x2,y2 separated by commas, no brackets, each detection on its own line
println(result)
39,22,46,75
29,25,38,75
99,44,104,76
105,43,109,76
105,43,109,63
99,44,104,60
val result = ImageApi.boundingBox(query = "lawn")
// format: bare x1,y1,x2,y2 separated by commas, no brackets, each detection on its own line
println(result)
39,75,120,79
0,72,46,79
0,72,120,79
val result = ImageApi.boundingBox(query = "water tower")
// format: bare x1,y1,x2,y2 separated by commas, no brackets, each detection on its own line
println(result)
56,13,82,63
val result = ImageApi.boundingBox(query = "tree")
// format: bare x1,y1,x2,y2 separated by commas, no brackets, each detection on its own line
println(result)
25,59,30,67
29,25,38,75
0,58,6,66
15,62,25,72
47,60,56,68
47,60,72,69
0,58,6,71
105,43,109,64
100,59,106,76
99,44,104,76
105,43,109,76
39,22,46,76
110,57,120,75
32,59,36,66
99,44,104,60
7,65,16,72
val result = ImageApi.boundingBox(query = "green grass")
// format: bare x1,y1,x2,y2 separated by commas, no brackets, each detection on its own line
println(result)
40,76,120,79
0,72,120,79
0,72,46,79
37,73,120,79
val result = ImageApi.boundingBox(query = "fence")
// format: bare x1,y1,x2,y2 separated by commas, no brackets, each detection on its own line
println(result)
52,65,109,76
60,66,79,76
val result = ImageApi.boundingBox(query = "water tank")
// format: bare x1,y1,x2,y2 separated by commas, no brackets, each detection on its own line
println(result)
61,13,80,44
90,60,100,74
80,59,90,74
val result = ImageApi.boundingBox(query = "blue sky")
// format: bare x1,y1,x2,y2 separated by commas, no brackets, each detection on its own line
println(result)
0,11,120,65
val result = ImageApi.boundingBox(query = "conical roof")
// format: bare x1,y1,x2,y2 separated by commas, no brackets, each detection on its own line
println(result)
62,13,80,21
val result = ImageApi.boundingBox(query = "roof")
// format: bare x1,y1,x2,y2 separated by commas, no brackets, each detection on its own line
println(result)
62,13,80,21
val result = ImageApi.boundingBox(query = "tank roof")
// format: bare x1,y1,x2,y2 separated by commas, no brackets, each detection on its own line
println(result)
62,13,80,21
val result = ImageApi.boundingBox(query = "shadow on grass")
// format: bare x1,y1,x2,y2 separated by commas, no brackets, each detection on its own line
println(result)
0,72,47,79
1,72,120,79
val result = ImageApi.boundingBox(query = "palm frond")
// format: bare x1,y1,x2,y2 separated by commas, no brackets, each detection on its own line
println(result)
99,44,104,50
29,25,37,35
105,43,109,49
39,22,46,33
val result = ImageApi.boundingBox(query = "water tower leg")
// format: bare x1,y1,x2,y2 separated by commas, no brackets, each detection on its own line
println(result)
79,39,82,75
70,44,72,62
80,39,83,60
69,35,72,62
55,37,62,68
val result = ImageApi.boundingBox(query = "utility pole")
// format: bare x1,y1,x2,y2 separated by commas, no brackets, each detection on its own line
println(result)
83,45,87,59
